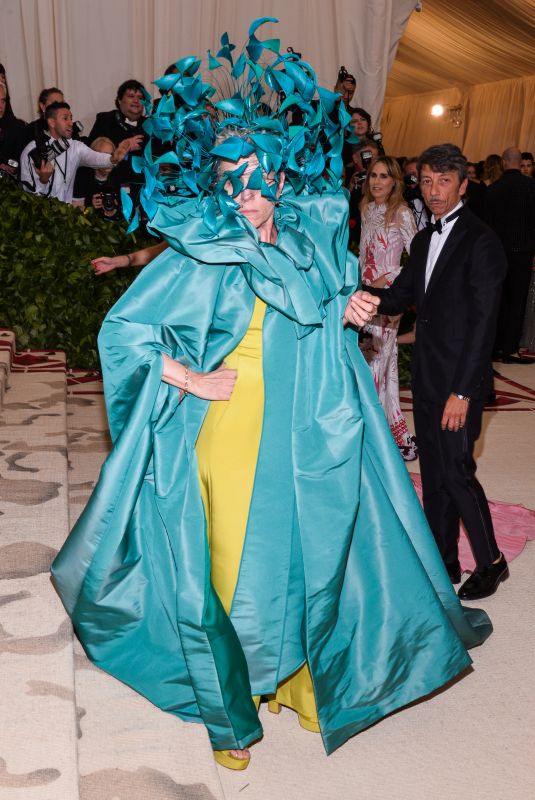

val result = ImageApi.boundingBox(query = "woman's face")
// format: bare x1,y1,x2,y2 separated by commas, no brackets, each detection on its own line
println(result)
466,164,477,181
368,162,395,205
40,91,63,114
0,87,6,119
220,155,283,231
351,113,369,137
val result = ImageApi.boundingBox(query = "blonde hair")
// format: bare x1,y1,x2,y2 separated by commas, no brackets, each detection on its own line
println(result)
482,154,503,185
360,156,407,228
91,136,115,152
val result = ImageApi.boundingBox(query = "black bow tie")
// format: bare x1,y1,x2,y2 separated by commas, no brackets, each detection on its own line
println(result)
426,207,463,234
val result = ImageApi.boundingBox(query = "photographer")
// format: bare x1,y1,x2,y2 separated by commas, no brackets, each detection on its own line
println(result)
75,136,121,220
20,87,79,151
20,102,142,204
344,106,384,170
86,79,148,198
347,138,380,245
334,66,356,109
0,77,26,178
402,157,430,230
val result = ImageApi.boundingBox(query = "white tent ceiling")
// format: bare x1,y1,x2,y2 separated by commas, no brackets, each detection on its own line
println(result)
386,0,535,98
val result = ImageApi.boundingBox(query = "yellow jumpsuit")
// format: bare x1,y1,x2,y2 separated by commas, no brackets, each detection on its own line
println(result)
196,297,318,730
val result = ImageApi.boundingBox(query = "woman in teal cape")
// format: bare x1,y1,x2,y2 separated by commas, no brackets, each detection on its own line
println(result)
51,19,492,765
51,185,491,757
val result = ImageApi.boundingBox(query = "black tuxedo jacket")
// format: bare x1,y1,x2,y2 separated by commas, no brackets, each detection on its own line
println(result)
370,205,507,404
484,169,535,254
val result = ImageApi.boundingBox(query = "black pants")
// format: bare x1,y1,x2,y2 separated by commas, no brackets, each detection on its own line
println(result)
413,397,499,570
495,250,533,357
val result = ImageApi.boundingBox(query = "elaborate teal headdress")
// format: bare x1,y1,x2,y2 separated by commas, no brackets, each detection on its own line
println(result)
122,17,354,233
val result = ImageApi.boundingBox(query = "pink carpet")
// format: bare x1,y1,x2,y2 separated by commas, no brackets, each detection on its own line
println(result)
410,473,535,572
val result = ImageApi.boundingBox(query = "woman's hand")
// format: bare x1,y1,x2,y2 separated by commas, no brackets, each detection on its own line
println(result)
91,255,128,275
189,363,237,401
161,356,237,400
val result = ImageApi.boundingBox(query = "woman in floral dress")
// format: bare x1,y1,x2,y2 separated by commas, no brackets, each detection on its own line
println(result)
359,156,418,460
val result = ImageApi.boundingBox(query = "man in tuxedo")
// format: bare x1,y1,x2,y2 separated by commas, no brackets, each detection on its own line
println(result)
81,79,148,200
485,147,535,364
344,143,509,600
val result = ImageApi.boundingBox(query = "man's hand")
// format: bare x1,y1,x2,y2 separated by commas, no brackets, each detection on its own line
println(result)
37,159,54,184
112,135,144,165
441,394,469,432
343,290,381,328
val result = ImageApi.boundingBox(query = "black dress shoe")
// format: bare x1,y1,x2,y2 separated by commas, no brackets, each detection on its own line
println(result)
501,354,535,364
458,554,509,600
445,561,461,584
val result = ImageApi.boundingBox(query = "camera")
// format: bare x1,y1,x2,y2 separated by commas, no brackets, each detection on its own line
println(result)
0,159,19,181
338,66,355,84
361,150,374,168
28,120,83,168
287,46,302,60
101,189,118,212
403,173,421,202
29,132,70,168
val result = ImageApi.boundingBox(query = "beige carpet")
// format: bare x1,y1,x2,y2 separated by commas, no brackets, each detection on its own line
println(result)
0,353,79,800
1,358,534,800
66,372,224,800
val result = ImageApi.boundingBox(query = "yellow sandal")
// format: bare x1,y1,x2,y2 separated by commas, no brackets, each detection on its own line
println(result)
213,749,250,771
268,699,320,732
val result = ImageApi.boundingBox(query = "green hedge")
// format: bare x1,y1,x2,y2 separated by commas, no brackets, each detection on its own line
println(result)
0,177,154,369
0,177,414,382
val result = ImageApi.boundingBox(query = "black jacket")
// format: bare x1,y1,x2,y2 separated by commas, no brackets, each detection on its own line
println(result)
369,205,507,403
0,112,26,167
485,169,535,254
86,110,147,194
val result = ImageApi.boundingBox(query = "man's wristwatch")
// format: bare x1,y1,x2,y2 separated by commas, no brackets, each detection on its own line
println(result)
453,393,470,402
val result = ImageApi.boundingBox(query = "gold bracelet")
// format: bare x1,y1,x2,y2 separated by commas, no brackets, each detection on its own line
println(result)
184,366,189,397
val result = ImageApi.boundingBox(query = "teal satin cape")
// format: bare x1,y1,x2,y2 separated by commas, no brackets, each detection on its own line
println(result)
51,191,492,754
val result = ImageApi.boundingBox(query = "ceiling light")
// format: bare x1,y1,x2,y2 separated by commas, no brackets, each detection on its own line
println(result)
431,104,444,117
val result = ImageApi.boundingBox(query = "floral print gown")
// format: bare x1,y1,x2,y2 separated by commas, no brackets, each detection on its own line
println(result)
360,202,418,459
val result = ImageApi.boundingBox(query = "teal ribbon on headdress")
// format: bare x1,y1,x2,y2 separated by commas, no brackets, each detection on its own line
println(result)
123,17,354,233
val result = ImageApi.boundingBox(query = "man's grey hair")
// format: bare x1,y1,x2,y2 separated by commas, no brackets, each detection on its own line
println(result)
417,143,467,182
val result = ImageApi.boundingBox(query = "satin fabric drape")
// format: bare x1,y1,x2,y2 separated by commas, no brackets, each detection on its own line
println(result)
51,190,492,754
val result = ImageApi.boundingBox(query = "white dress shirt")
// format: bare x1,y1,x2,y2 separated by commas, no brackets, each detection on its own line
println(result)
20,137,114,203
424,201,464,290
